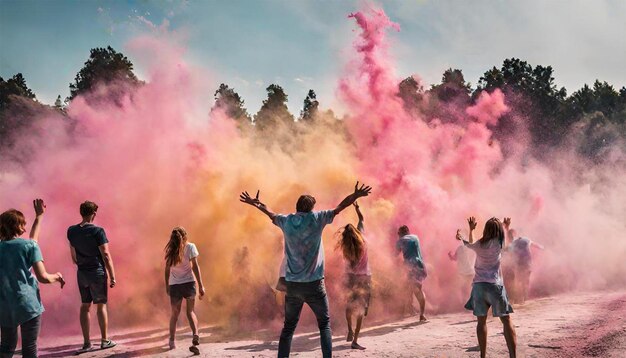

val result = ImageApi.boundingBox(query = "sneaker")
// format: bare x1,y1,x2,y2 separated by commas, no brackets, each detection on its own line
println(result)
192,334,200,346
75,343,93,355
100,339,116,350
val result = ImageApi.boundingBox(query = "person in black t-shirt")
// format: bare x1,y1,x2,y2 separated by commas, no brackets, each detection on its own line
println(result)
67,201,117,353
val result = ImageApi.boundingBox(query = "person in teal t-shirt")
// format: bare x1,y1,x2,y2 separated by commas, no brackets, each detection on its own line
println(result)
240,181,372,358
0,199,65,358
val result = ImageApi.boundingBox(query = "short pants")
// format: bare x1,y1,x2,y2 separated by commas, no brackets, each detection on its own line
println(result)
465,282,514,317
169,282,196,304
77,271,108,304
344,274,372,315
408,263,427,284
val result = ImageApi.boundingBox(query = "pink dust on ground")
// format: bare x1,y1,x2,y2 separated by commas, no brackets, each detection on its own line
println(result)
0,6,625,339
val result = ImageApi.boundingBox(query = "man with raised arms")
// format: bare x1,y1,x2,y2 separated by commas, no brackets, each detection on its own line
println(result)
240,182,372,358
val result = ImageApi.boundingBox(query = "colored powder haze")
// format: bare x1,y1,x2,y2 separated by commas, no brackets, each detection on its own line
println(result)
1,8,625,336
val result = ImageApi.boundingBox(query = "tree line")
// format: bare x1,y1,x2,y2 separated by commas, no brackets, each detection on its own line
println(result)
2,46,625,161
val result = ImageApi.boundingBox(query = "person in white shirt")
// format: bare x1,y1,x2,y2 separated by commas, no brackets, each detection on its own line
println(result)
164,227,205,354
336,202,371,350
460,216,517,358
448,229,476,302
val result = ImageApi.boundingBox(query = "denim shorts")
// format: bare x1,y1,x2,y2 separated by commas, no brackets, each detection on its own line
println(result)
465,282,514,317
169,282,196,303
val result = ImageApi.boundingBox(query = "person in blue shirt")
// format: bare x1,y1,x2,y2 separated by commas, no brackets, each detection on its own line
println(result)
240,181,372,358
67,201,117,353
0,199,65,358
395,225,428,322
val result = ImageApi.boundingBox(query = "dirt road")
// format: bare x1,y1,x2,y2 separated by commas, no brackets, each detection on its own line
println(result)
38,290,626,357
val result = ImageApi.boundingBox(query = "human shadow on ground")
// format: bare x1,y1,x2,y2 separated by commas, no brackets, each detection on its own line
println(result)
39,316,440,357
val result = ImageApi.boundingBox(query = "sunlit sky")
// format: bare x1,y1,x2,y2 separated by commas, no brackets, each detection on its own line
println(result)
1,0,625,115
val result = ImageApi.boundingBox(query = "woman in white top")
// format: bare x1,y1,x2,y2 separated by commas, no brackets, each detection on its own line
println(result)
460,217,516,358
164,227,205,353
336,202,371,350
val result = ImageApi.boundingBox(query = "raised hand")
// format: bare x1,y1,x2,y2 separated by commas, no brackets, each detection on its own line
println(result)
33,199,46,216
354,181,372,198
239,190,264,208
503,217,511,229
455,229,463,241
467,216,477,230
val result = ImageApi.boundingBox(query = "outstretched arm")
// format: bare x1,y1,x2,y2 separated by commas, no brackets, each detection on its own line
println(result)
354,202,364,230
240,190,276,221
467,217,477,244
29,199,46,242
334,182,372,216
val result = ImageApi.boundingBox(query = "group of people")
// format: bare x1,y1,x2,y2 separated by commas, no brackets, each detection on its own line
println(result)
0,181,541,358
0,200,119,358
0,199,208,357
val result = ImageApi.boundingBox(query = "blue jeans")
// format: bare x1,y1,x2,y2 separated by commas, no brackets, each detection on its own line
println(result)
278,279,331,358
1,315,42,358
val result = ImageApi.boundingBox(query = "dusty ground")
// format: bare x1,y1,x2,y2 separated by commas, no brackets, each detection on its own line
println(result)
37,289,626,357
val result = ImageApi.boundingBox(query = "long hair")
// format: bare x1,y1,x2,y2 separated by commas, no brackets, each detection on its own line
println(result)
0,209,26,241
336,224,366,268
479,217,505,247
165,227,187,267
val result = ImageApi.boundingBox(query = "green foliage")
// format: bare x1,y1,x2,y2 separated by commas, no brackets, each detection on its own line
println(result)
1,74,36,110
254,84,294,129
68,46,139,100
300,89,319,122
430,68,471,103
212,83,251,123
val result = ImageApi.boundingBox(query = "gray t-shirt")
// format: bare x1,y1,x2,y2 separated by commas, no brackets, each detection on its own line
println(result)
465,239,503,285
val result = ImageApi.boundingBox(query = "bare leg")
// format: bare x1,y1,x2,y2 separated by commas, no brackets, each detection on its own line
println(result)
185,298,198,336
414,285,427,321
169,299,182,341
80,303,91,346
477,316,487,358
345,308,353,341
351,315,366,350
500,315,517,358
96,304,108,341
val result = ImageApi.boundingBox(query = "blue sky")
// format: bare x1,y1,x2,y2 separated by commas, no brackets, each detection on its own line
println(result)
1,0,625,115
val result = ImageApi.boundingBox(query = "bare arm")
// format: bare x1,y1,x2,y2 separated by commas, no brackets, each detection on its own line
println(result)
98,243,116,288
449,229,462,260
165,263,171,295
467,216,477,244
32,261,65,287
191,257,205,299
240,190,276,221
29,199,46,242
334,182,372,216
354,202,364,230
